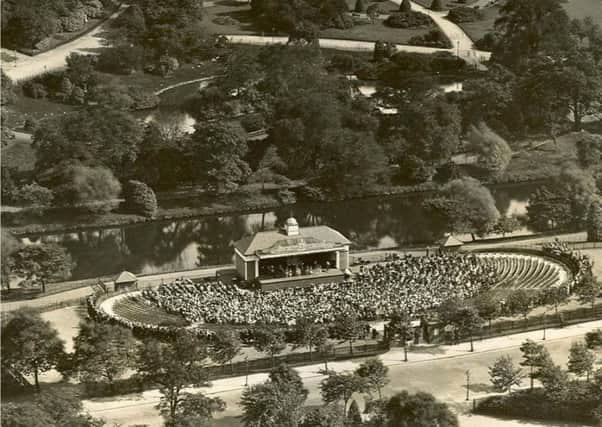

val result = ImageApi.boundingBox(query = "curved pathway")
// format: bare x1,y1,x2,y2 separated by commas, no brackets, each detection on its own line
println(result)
2,4,128,82
3,0,490,82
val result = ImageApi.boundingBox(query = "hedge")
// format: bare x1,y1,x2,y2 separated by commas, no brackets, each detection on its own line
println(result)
123,180,158,218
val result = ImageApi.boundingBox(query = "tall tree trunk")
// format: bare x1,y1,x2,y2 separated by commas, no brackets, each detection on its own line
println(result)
34,368,40,393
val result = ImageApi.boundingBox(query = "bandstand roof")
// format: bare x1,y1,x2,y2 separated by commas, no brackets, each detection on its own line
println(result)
234,226,351,257
115,271,137,284
438,234,464,247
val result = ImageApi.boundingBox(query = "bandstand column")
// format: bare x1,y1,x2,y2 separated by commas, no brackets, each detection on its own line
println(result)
336,251,340,269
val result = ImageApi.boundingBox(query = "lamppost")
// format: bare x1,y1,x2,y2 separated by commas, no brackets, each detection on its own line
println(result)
542,309,547,341
465,369,471,401
456,40,460,58
244,356,249,387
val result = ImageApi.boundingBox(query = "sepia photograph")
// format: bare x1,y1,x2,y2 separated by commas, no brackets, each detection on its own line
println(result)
0,0,601,425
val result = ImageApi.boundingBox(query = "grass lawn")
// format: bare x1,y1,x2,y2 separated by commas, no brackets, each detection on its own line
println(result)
412,0,481,10
455,5,500,42
204,0,430,43
1,132,36,173
501,132,579,182
321,20,432,43
458,0,602,43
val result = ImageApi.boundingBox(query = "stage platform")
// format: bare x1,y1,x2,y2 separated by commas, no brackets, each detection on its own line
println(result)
258,269,347,291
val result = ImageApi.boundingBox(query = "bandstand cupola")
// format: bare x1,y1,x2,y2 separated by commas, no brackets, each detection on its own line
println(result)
284,217,299,236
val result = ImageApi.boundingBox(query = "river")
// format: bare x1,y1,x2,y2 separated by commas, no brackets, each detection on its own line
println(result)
22,182,539,280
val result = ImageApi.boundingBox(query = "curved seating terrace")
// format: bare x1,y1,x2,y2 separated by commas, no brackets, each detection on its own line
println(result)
101,251,571,329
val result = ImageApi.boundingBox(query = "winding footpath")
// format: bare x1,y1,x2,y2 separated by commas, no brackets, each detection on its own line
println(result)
2,1,489,82
1,4,128,82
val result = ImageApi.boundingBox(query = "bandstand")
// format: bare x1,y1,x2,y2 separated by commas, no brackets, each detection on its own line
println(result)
233,217,351,290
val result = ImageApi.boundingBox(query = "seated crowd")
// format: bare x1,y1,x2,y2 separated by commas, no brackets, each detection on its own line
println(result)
140,253,498,325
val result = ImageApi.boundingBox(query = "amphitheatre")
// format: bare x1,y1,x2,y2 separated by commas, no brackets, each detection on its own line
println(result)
95,249,573,332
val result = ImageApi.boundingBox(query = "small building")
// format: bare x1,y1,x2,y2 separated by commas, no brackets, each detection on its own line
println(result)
114,271,138,292
437,234,464,253
233,217,351,288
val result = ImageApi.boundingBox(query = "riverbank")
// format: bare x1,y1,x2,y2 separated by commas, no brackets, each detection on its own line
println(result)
3,177,548,237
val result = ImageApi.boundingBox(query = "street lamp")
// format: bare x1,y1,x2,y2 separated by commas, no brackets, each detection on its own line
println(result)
244,356,249,387
465,369,471,401
542,310,547,341
456,40,460,58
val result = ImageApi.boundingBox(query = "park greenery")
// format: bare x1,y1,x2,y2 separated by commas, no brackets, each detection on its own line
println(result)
481,337,602,425
1,0,601,241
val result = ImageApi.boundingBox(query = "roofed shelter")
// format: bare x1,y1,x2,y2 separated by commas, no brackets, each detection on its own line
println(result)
437,234,464,253
114,271,138,292
233,218,351,289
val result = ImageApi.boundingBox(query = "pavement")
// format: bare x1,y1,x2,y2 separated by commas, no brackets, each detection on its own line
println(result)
2,0,490,83
82,319,602,426
1,4,128,82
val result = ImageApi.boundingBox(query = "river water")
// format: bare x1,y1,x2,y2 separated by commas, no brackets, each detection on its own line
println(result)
19,81,540,281
23,183,538,280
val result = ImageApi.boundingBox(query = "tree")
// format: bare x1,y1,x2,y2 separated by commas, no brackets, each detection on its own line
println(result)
33,108,143,179
541,286,569,314
54,165,121,212
251,325,286,367
186,121,250,193
1,309,66,392
1,70,17,105
493,0,572,68
567,341,596,381
519,339,553,389
70,321,137,392
585,329,602,350
1,228,20,289
491,216,521,237
354,0,366,13
291,317,329,361
136,332,210,419
575,273,601,310
8,243,74,292
454,306,483,352
538,363,570,401
0,391,104,427
489,355,523,393
367,4,381,22
400,0,412,12
163,393,225,427
505,289,532,323
348,400,363,426
331,314,365,355
253,145,287,190
576,132,602,169
430,0,444,11
123,180,158,218
300,404,345,427
317,340,336,371
12,182,54,211
383,391,458,427
426,177,500,240
586,201,602,242
211,330,241,374
320,371,367,419
467,122,513,178
240,365,308,427
473,292,500,331
355,358,389,400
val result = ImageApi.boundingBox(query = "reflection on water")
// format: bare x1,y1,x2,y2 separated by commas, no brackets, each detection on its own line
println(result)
23,185,537,280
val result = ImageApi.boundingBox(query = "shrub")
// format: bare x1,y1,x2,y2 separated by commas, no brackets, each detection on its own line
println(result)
55,165,121,213
587,202,602,242
408,29,451,48
400,0,412,12
13,183,54,208
22,82,48,99
240,114,266,132
61,9,87,32
123,180,158,218
157,55,179,77
385,11,432,28
447,6,481,23
354,0,367,12
430,0,444,11
475,32,500,50
23,117,40,132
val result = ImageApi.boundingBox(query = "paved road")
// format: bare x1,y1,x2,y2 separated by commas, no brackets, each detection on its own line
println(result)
1,5,128,82
83,320,602,426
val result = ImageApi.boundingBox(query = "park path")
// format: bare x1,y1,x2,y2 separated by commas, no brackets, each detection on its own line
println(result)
82,319,602,426
2,0,490,83
1,4,128,82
